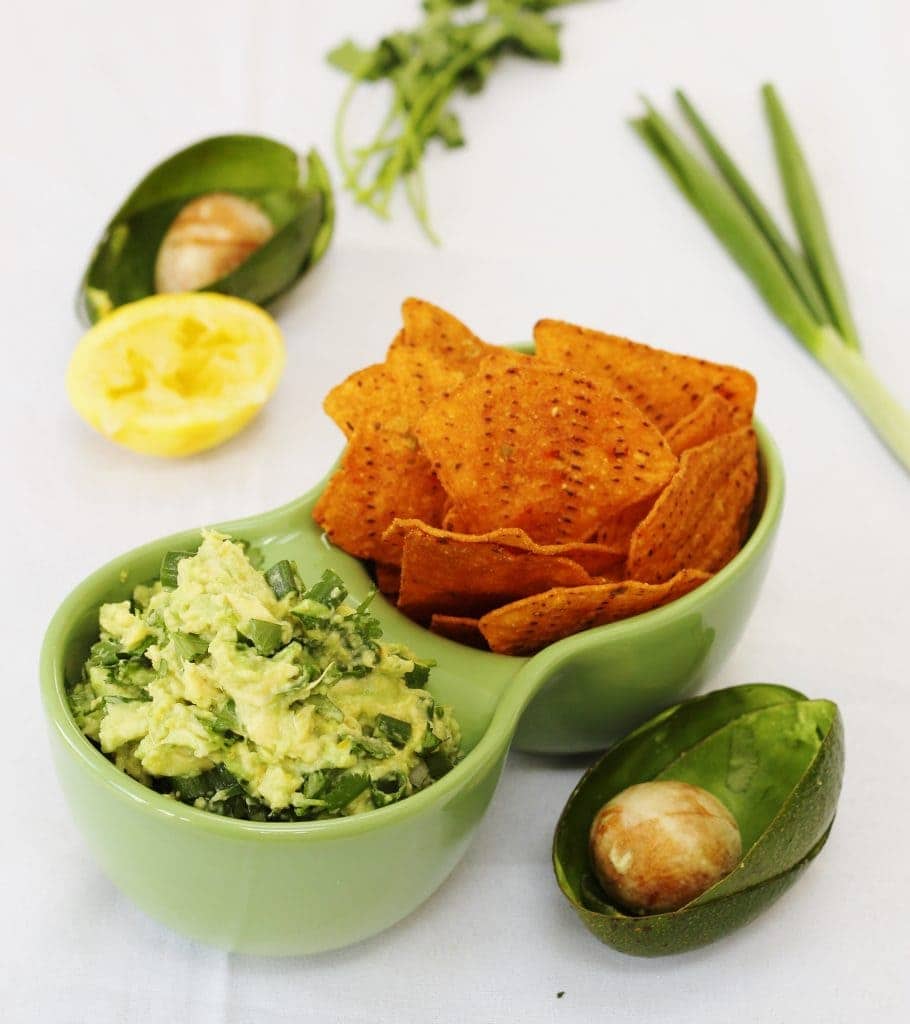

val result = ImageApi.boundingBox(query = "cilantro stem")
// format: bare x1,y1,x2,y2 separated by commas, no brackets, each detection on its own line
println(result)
327,2,573,242
333,78,360,190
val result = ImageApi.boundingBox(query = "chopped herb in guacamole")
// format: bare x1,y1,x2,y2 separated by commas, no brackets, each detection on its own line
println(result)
68,530,461,821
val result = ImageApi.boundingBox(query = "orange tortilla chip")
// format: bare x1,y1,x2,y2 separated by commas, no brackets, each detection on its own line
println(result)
534,320,756,432
384,519,626,578
319,303,535,564
313,438,447,563
430,614,487,649
318,314,476,560
627,427,759,584
324,299,494,440
417,357,677,544
323,347,465,441
594,495,659,549
391,298,493,371
478,570,712,656
323,361,382,439
374,562,401,596
392,523,598,622
664,392,741,455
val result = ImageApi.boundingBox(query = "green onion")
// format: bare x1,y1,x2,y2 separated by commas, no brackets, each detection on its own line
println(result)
265,559,299,599
172,631,209,663
173,773,210,801
240,619,284,656
635,88,910,472
160,550,194,589
321,770,370,811
675,90,830,325
174,765,240,803
375,714,412,749
421,724,442,754
307,693,344,723
370,771,408,808
424,749,456,780
350,734,393,760
761,85,861,351
404,659,434,689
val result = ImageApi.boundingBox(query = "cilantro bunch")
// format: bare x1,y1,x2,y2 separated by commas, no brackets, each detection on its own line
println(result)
328,1,581,241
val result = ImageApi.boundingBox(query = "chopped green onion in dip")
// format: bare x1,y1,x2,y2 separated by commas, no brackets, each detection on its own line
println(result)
68,530,461,821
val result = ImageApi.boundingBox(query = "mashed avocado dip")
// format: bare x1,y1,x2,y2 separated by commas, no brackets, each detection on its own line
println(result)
68,531,461,821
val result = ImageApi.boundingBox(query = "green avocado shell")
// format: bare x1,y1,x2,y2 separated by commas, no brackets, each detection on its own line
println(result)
553,683,844,956
79,135,334,323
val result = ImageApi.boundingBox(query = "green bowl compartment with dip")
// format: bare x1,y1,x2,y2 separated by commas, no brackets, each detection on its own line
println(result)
40,423,782,954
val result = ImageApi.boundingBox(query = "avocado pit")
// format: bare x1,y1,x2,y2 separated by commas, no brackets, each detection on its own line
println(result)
155,192,275,294
589,779,742,914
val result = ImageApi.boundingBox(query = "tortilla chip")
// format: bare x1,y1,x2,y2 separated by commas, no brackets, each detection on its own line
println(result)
323,361,385,439
430,614,487,649
384,519,626,577
664,392,741,455
417,357,677,544
393,523,598,621
325,300,492,439
374,562,401,597
318,317,476,559
391,298,493,371
534,320,756,432
323,346,466,441
312,437,447,563
594,496,658,549
478,570,712,656
627,427,759,584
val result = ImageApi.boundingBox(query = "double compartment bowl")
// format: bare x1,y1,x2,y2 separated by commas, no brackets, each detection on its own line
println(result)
40,425,783,955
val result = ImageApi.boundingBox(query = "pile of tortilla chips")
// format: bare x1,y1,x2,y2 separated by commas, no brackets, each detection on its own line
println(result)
314,300,759,656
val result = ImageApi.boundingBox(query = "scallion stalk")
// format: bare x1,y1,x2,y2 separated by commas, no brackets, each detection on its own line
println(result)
160,550,194,589
375,714,412,749
761,84,861,351
265,559,299,600
322,770,370,811
240,619,284,656
635,88,910,472
675,90,831,326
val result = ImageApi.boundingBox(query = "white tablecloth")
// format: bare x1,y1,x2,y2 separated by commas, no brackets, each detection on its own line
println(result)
5,1,909,1020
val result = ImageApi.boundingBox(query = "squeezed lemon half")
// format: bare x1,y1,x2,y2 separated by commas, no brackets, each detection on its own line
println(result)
66,293,285,457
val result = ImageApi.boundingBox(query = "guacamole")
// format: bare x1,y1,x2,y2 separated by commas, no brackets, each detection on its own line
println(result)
68,530,461,821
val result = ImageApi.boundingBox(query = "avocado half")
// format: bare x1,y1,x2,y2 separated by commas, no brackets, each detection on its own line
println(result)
553,683,844,956
79,135,334,323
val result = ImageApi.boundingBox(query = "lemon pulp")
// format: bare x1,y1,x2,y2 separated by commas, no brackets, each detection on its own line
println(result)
66,293,285,457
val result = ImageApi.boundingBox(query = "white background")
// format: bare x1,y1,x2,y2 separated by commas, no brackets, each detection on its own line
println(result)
4,1,910,1021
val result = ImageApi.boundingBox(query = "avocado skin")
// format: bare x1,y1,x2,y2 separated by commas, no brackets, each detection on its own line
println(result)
552,684,844,956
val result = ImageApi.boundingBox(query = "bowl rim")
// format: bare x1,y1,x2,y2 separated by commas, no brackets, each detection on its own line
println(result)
40,421,784,840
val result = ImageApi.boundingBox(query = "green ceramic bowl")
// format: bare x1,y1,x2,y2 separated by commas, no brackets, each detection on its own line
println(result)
40,423,782,954
514,422,783,751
